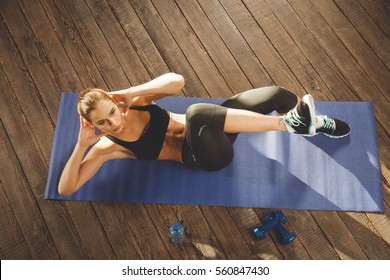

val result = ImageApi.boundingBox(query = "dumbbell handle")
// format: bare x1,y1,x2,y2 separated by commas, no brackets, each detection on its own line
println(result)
253,218,279,239
259,217,279,232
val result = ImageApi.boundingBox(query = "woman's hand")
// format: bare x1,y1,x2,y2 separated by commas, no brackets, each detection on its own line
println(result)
77,117,107,148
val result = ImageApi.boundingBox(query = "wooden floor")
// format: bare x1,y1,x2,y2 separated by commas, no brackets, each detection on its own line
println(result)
0,0,389,260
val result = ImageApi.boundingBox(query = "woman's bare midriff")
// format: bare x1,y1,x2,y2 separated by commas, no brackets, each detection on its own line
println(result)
157,112,186,162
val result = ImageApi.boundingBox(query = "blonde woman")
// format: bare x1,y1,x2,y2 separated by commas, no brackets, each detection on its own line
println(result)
58,73,350,195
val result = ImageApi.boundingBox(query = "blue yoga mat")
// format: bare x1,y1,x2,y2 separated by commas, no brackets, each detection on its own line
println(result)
45,93,383,212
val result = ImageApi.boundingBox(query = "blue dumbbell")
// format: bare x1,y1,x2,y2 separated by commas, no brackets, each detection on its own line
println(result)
254,210,296,245
252,211,279,239
275,222,296,245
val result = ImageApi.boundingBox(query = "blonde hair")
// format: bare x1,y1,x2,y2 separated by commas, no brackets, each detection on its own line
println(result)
77,88,114,122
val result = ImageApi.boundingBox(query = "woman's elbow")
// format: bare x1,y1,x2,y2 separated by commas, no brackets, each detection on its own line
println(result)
167,73,185,92
175,73,185,89
58,184,76,196
58,188,72,197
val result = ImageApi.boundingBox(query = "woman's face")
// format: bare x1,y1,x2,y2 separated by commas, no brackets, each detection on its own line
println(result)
88,99,124,134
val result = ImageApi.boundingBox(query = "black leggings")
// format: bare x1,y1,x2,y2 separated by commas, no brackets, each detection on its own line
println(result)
181,86,298,171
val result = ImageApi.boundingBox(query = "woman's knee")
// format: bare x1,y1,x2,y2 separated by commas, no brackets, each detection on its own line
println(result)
186,103,227,130
186,103,212,123
272,86,298,113
257,86,296,101
271,86,295,97
238,86,297,113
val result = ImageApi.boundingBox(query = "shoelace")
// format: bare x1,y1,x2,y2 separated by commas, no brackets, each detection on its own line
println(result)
281,107,306,127
320,115,336,132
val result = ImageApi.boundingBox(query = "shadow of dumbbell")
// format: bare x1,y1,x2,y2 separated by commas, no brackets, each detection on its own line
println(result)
253,210,296,245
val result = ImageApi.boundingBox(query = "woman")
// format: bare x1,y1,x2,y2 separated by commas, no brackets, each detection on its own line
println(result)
58,73,350,196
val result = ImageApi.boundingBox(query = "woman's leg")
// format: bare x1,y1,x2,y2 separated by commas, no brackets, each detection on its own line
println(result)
184,103,233,171
221,86,315,136
221,86,351,137
221,86,298,114
223,108,288,133
183,86,312,171
220,86,302,138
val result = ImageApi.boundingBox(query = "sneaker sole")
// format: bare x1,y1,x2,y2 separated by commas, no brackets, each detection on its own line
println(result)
314,127,351,138
302,94,316,135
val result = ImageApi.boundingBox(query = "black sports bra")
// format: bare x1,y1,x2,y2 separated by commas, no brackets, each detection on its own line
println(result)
106,104,170,160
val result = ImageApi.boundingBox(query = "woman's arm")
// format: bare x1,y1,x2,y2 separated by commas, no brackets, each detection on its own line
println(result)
109,73,185,106
58,118,108,196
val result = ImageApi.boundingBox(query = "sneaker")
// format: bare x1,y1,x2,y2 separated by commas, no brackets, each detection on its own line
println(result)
281,94,316,135
315,115,351,138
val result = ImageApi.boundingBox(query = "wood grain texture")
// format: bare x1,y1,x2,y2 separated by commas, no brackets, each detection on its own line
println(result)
0,0,388,259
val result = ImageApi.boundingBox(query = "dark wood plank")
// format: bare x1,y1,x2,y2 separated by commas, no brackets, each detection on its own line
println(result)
17,0,79,92
338,211,390,259
309,0,390,99
0,168,31,259
84,0,151,86
63,201,118,259
311,212,367,259
40,0,107,89
0,2,57,161
380,164,390,207
85,203,144,259
201,206,257,259
282,210,339,259
0,0,72,120
111,0,208,97
357,0,390,36
333,0,390,69
196,0,272,88
0,100,58,259
150,0,233,98
216,0,297,90
175,0,252,94
108,203,171,259
59,0,130,90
